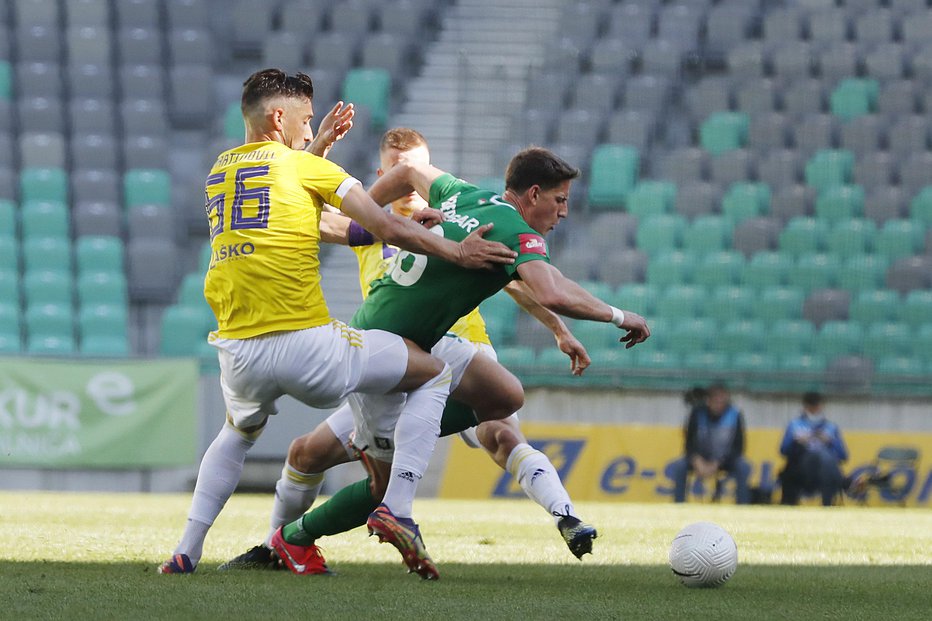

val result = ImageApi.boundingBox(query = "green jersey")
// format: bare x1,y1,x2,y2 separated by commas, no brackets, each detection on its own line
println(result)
350,174,550,350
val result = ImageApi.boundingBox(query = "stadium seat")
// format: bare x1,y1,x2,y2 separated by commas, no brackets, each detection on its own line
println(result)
636,214,685,256
863,186,906,225
839,115,884,156
118,29,164,66
818,321,863,359
0,200,15,239
79,303,128,342
613,283,659,318
20,168,68,203
779,352,827,375
625,181,675,219
683,215,732,254
837,255,889,291
886,255,932,293
23,237,71,274
71,133,118,171
667,318,716,355
853,152,894,190
793,114,837,157
722,182,770,224
900,290,932,329
72,169,121,205
655,285,705,320
169,64,213,125
791,254,839,292
20,200,68,240
849,289,900,326
874,219,924,261
826,219,876,259
159,305,211,356
127,237,180,302
647,251,694,286
76,236,124,276
124,169,171,208
699,112,748,156
692,251,744,288
587,145,640,210
818,43,859,85
758,150,802,189
77,271,128,308
815,185,865,223
80,334,130,357
25,302,74,339
754,286,804,321
703,286,755,322
342,68,391,130
830,78,879,121
495,346,536,370
779,217,828,256
720,319,766,355
863,322,913,361
804,150,854,192
116,0,161,29
743,251,792,288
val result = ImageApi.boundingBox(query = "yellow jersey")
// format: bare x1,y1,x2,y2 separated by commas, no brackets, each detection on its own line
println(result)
351,241,492,346
204,141,360,339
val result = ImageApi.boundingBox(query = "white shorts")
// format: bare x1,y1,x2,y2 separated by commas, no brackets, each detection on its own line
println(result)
348,334,483,461
211,321,408,429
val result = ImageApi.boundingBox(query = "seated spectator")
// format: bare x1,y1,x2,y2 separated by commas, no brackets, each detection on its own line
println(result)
670,383,751,504
779,392,848,506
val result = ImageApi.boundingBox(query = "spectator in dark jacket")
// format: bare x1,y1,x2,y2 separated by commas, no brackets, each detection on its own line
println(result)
669,384,751,504
779,392,848,506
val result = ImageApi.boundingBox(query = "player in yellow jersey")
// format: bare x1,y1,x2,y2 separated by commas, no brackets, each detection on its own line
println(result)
159,69,517,575
219,129,605,574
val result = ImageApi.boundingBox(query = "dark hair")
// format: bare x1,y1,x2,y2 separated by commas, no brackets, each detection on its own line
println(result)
380,127,428,153
241,69,314,115
706,383,730,397
683,385,708,408
802,391,823,407
505,147,580,193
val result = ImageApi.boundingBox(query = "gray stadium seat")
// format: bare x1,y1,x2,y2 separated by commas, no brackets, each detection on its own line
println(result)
169,64,212,126
736,78,778,115
877,79,917,117
0,136,12,169
128,237,181,302
852,151,894,188
688,77,733,121
710,149,753,187
747,112,789,151
66,26,112,66
658,148,708,185
19,132,65,169
803,288,850,327
763,7,804,43
573,73,622,113
66,0,110,28
14,0,59,27
783,79,825,118
166,0,209,31
865,43,906,81
71,134,119,172
892,0,929,17
590,37,637,75
17,96,64,133
658,3,704,52
15,25,61,63
641,39,682,76
727,42,766,80
902,11,932,49
307,68,343,111
840,115,884,155
674,181,720,219
758,149,802,188
360,34,411,81
262,32,305,70
118,28,163,65
123,136,168,170
168,29,211,65
732,216,781,256
524,71,569,115
72,169,121,204
622,74,672,112
606,110,654,151
232,0,274,51
607,3,655,48
825,355,873,394
898,152,932,196
855,9,895,49
118,64,165,100
0,169,15,201
807,9,850,45
864,186,906,224
121,98,169,136
543,39,582,76
514,107,555,146
587,212,639,251
377,0,428,38
793,114,837,156
771,185,816,224
67,63,113,99
772,42,814,81
70,98,114,135
887,115,929,157
818,43,859,85
311,32,358,75
886,256,932,293
128,204,179,242
115,0,161,29
559,1,602,51
17,62,63,98
595,249,649,287
331,0,375,37
705,4,753,58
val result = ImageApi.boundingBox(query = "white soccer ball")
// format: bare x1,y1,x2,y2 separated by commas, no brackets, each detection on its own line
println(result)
669,522,738,588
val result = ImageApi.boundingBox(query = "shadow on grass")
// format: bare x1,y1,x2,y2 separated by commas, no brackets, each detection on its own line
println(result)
2,561,931,620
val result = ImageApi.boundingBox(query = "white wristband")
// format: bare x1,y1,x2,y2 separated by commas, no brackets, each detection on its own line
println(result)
609,306,625,328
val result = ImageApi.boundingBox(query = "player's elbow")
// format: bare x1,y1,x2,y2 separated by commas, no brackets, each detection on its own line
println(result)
369,212,407,245
536,289,572,314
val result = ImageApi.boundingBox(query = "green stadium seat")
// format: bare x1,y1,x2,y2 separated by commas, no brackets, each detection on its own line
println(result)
124,169,172,207
703,286,755,322
638,316,672,351
20,168,68,203
815,185,865,223
482,313,514,346
863,321,913,360
178,272,213,319
579,280,614,302
0,302,22,336
804,150,854,192
699,112,749,155
817,320,862,358
913,325,932,360
0,200,15,240
826,219,876,259
874,356,925,396
26,334,76,356
342,68,392,129
692,251,744,287
479,290,518,322
223,101,244,140
495,346,536,369
0,270,19,307
535,348,579,385
199,240,212,272
849,289,900,325
612,283,659,316
683,351,729,371
76,236,124,275
636,214,685,255
25,303,75,341
655,285,705,320
80,334,130,357
23,237,72,273
646,251,695,286
779,353,827,374
79,304,128,341
77,272,128,307
589,347,639,371
829,78,879,120
0,61,11,99
743,251,792,288
900,290,932,329
625,181,676,218
23,270,73,306
21,200,69,239
837,254,888,291
788,253,839,291
570,320,616,350
754,286,804,321
731,351,778,373
721,182,770,224
588,145,640,210
720,319,766,354
683,215,732,254
635,350,683,390
667,318,715,354
908,186,932,227
160,305,211,356
767,319,815,356
874,219,924,261
779,217,828,256
0,331,21,353
0,238,18,272
476,177,505,195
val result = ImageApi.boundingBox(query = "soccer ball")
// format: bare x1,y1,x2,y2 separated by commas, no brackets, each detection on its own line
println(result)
669,522,738,588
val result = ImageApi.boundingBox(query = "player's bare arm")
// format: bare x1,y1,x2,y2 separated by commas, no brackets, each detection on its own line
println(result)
504,280,590,375
515,260,650,348
340,183,516,270
305,101,355,159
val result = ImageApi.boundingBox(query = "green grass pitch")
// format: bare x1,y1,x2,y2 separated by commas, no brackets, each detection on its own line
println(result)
2,491,930,620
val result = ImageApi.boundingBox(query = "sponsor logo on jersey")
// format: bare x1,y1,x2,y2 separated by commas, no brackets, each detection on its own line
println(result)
210,242,256,266
519,234,547,256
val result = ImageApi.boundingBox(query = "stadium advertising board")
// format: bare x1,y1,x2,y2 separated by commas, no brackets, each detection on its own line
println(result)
440,422,932,507
0,358,198,468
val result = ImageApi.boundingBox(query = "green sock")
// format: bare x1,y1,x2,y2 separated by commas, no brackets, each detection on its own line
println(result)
282,478,376,546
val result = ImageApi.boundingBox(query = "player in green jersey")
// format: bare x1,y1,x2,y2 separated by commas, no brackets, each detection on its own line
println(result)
264,146,649,579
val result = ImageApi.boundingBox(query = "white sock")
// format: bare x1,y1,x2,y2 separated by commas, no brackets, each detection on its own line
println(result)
174,422,257,565
382,364,452,519
263,463,324,546
506,443,576,524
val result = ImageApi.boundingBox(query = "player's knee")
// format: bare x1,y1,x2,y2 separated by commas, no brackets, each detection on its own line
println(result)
287,432,327,473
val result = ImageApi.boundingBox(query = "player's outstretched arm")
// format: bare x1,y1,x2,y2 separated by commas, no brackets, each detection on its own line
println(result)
305,101,355,159
504,280,590,375
516,261,650,348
